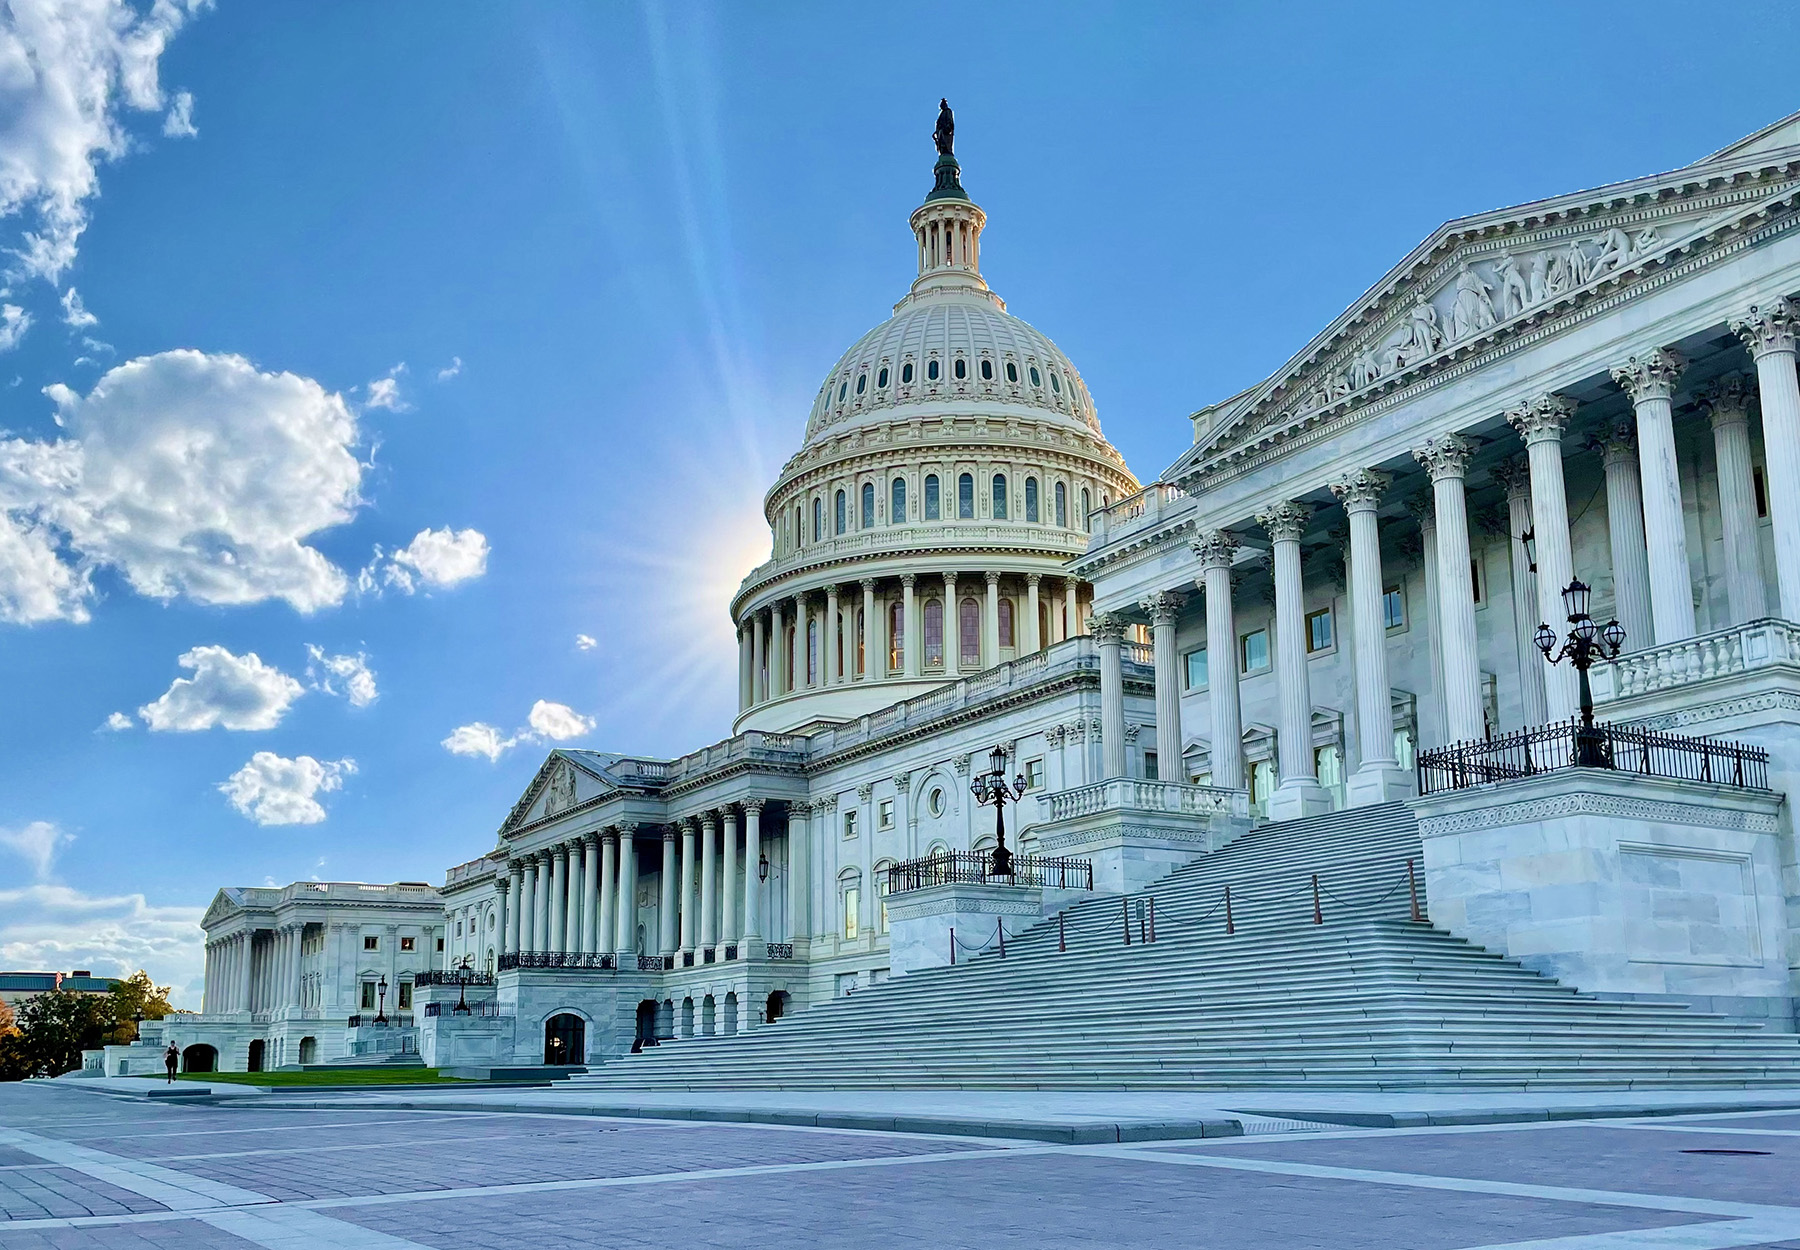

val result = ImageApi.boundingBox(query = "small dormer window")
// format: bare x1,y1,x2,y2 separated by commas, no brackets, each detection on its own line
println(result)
877,367,889,388
856,373,867,395
1029,366,1042,387
1005,361,1018,383
838,381,847,401
979,359,993,381
953,357,967,380
902,361,914,384
1050,372,1062,394
927,360,940,381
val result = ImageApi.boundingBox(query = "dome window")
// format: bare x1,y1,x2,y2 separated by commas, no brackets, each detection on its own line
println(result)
813,498,823,542
861,482,874,529
979,359,993,381
835,489,847,535
1055,482,1068,528
957,473,974,519
924,474,941,520
838,381,848,402
891,477,906,524
902,362,915,385
1050,372,1062,394
856,373,867,396
877,367,889,389
1029,366,1042,387
927,360,940,382
1005,362,1019,384
991,474,1008,519
953,357,967,380
1025,477,1039,522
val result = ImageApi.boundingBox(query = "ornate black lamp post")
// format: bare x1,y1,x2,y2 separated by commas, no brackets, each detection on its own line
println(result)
970,744,1026,876
374,975,389,1025
451,955,472,1015
1535,578,1626,767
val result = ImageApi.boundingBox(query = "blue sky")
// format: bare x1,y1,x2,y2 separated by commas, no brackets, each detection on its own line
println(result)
2,1,1795,1003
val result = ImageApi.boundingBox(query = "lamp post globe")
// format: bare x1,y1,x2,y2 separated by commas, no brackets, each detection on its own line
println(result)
1539,578,1626,769
375,975,389,1025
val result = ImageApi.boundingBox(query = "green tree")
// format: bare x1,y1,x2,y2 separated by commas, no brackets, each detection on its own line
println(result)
9,989,112,1078
106,972,174,1045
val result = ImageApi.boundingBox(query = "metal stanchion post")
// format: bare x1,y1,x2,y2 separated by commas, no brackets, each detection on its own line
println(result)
1122,895,1131,945
1407,859,1423,923
1311,873,1323,925
1224,884,1234,935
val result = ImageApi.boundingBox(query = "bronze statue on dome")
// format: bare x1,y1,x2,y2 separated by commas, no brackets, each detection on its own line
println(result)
934,99,954,156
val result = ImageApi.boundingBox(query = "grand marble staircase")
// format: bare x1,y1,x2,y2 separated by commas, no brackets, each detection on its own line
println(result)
568,803,1800,1091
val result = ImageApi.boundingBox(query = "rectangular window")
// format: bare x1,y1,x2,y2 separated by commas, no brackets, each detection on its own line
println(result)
362,935,378,952
1382,584,1406,631
1024,758,1045,790
1239,628,1270,673
360,981,376,1010
878,798,894,829
398,982,413,1011
1394,727,1416,771
1306,607,1334,653
925,475,940,520
992,474,1008,519
843,809,858,839
1184,646,1207,690
435,936,444,952
1144,750,1159,781
843,888,860,940
879,882,890,934
957,474,974,519
400,936,415,952
454,921,462,938
1025,477,1039,522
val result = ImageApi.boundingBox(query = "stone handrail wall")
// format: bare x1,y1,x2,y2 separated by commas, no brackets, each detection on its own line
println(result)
1044,777,1250,822
740,521,1090,588
1594,618,1800,701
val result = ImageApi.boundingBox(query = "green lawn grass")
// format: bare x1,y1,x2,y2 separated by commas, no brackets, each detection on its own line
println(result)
177,1068,471,1086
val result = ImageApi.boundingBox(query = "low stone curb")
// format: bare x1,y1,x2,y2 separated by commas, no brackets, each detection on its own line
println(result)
1236,1098,1800,1129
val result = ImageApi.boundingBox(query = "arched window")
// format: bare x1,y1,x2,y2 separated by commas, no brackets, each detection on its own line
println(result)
979,359,993,380
957,473,974,519
953,357,967,380
875,859,895,933
960,598,981,665
999,598,1015,647
839,869,861,940
855,607,865,675
1039,601,1052,648
927,359,940,381
1051,372,1062,394
838,381,847,402
891,476,906,524
1055,482,1068,527
1029,365,1042,387
889,600,904,670
834,489,846,535
807,618,817,685
1025,477,1039,522
855,373,866,395
877,366,889,389
924,598,944,667
924,474,941,520
902,361,914,384
813,497,822,542
861,482,874,529
1005,361,1019,383
991,474,1008,519
1081,488,1092,529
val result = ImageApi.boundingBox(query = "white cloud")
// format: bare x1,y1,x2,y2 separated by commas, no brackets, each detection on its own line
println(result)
365,526,488,595
0,303,29,350
59,286,96,328
435,356,461,381
219,752,354,826
363,362,408,413
138,644,304,732
306,644,376,707
441,721,518,762
0,350,364,622
528,699,593,741
0,819,72,879
0,883,205,1008
575,633,597,651
162,88,196,138
102,710,131,730
0,0,205,282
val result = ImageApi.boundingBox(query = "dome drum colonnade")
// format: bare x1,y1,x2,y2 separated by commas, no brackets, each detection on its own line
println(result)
1084,297,1800,820
732,123,1136,731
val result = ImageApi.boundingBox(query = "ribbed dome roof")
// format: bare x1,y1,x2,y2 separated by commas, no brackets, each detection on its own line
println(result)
803,292,1101,447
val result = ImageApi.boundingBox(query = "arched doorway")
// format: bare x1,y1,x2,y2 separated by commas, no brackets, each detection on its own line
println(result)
766,990,790,1023
182,1044,216,1073
246,1039,265,1072
635,1000,658,1047
680,997,695,1038
544,1013,584,1065
298,1036,317,1065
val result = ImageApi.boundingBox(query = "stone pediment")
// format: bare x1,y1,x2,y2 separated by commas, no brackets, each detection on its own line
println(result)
498,749,625,836
201,888,241,928
1171,125,1800,486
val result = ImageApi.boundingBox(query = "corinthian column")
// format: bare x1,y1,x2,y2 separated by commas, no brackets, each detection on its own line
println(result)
1414,433,1484,743
699,811,718,954
861,579,877,680
1091,611,1127,779
1508,394,1579,722
1703,376,1767,625
983,571,1001,666
742,800,765,946
944,573,961,671
1143,591,1184,782
548,844,567,955
597,831,616,955
1258,501,1330,819
1733,299,1800,620
1026,574,1042,653
615,826,638,955
1332,470,1409,803
580,833,599,954
1493,458,1548,726
676,822,695,958
720,808,739,945
517,854,537,953
901,574,920,676
1594,424,1655,652
506,859,524,955
769,601,786,695
751,612,767,703
824,585,841,685
1194,531,1244,790
1611,349,1695,642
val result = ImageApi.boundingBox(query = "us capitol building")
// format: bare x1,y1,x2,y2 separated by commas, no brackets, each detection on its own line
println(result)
113,107,1800,1086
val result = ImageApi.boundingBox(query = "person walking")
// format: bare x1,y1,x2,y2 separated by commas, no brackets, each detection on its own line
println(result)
164,1042,179,1083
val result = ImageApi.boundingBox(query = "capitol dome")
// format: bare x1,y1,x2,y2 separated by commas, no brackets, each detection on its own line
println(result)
731,106,1139,735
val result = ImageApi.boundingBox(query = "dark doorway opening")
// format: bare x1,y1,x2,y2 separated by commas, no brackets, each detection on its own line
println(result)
544,1013,585,1065
182,1044,217,1073
765,990,790,1023
635,999,658,1047
246,1039,265,1072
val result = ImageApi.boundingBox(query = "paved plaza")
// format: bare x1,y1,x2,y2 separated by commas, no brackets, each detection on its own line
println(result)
5,1084,1800,1248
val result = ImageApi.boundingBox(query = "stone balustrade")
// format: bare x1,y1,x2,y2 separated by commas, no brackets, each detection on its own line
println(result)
1593,618,1800,701
1044,777,1249,823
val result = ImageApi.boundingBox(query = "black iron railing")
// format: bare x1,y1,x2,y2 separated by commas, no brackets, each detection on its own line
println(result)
1417,717,1768,795
637,955,673,972
498,952,617,971
887,850,1093,895
413,970,496,987
764,942,794,960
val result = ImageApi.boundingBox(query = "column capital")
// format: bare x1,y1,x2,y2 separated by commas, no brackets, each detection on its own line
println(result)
859,577,876,592
900,572,917,588
1192,529,1237,571
1489,454,1531,502
1088,611,1127,643
984,570,1000,587
1025,571,1042,586
495,877,510,896
742,797,766,816
1702,374,1755,429
826,583,840,600
1140,590,1183,626
1404,491,1436,529
699,809,718,831
580,830,599,848
891,769,912,791
1328,468,1391,513
1731,296,1800,358
1506,392,1576,444
856,782,874,801
1610,347,1685,403
1255,500,1310,542
1412,432,1475,481
661,826,677,844
678,816,698,834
